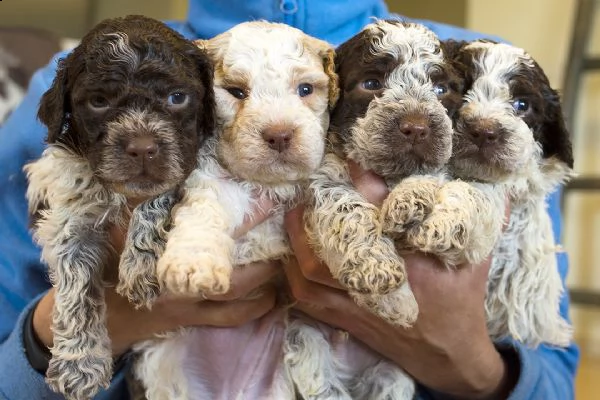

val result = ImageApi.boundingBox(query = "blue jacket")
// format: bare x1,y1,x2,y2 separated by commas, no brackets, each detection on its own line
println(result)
0,1,579,399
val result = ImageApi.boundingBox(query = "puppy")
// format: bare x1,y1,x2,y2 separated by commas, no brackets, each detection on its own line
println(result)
291,20,465,400
449,40,574,347
24,15,214,400
116,21,338,399
305,19,464,327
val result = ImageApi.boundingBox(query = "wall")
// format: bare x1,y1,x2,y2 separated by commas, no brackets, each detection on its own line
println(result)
466,0,575,89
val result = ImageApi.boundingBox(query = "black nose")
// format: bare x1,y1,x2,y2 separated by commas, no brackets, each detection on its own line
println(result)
399,122,431,141
126,136,159,160
262,128,293,152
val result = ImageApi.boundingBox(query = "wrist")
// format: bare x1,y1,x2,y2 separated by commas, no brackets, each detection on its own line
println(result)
32,290,54,349
440,340,517,400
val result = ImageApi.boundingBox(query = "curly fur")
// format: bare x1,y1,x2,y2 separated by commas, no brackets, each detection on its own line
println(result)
116,21,338,399
24,15,214,399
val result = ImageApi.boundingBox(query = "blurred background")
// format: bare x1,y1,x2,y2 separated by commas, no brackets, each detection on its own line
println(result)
0,0,598,397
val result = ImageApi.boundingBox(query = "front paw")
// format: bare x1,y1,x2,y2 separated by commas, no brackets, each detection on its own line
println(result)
337,237,406,294
406,214,468,266
117,249,160,309
46,353,112,400
157,249,232,296
381,190,435,237
351,283,418,327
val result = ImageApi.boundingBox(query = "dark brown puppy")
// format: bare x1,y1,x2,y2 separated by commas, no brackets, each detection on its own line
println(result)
24,15,214,400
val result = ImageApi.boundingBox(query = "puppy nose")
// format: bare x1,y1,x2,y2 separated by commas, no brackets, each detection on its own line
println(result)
470,127,499,147
399,122,431,141
262,128,293,152
126,136,159,160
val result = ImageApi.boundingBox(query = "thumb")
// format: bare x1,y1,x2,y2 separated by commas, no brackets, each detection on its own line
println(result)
347,160,389,207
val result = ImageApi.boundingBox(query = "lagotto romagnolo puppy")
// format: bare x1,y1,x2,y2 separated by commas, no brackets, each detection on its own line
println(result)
304,20,466,327
23,15,214,400
287,20,466,400
116,21,338,399
449,40,574,347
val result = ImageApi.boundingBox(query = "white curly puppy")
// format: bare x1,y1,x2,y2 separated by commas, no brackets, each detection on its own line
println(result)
450,40,574,347
117,21,338,399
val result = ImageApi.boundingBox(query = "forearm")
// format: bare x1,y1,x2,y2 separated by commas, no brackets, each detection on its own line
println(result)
0,294,129,400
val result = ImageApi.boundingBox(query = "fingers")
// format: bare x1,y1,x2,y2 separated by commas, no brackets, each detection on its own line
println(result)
284,257,368,334
284,206,343,289
347,160,389,207
283,257,348,308
207,260,281,301
194,285,277,327
232,194,276,239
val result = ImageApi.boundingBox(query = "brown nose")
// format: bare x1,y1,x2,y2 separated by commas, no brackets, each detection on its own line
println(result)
399,122,431,141
469,126,500,147
262,128,293,152
126,136,159,160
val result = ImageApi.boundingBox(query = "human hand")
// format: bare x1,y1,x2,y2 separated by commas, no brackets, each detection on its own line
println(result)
283,161,517,399
34,195,280,357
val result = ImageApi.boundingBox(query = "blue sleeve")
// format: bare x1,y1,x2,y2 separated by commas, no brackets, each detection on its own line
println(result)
0,53,132,399
0,294,130,400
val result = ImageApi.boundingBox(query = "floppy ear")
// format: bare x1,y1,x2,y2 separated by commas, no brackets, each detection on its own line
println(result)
303,36,339,110
322,47,340,110
190,41,215,140
37,57,71,144
541,87,574,168
441,40,472,85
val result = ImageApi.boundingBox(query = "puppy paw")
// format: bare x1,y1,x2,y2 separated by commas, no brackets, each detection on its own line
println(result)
407,214,469,266
117,249,160,309
337,237,406,294
381,180,439,237
157,249,232,296
46,353,112,400
352,283,419,327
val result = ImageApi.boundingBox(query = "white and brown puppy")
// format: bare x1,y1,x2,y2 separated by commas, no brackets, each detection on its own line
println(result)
287,20,466,400
449,40,574,347
305,20,464,326
24,15,214,400
117,21,338,400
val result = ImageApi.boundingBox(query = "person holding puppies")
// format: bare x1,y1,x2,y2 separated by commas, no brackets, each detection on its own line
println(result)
0,1,578,399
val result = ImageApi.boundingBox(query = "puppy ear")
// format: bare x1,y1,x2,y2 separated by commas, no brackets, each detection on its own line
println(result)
37,57,71,144
322,47,340,110
441,40,471,83
303,36,339,110
541,87,574,168
189,42,215,139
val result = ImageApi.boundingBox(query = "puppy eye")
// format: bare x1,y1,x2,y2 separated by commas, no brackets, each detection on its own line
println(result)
298,83,313,97
362,79,382,91
226,88,248,100
433,84,448,96
512,98,530,113
88,96,109,111
167,92,189,107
